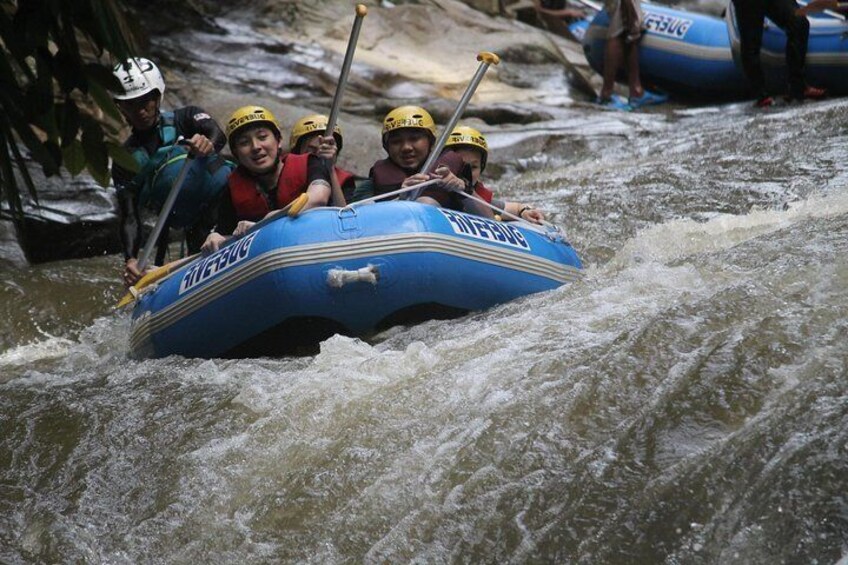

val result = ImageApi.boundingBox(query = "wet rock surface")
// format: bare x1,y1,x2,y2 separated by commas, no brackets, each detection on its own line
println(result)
3,157,120,264
9,0,600,262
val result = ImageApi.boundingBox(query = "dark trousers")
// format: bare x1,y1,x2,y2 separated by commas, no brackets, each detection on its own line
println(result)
732,0,809,98
153,198,219,265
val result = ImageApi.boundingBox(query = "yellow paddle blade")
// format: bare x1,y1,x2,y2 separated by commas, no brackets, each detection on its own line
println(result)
114,194,308,310
287,192,309,218
115,288,138,309
115,266,171,309
115,253,200,309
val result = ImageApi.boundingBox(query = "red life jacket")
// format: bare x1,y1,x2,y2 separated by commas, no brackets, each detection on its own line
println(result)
227,153,310,221
474,181,494,203
334,166,355,189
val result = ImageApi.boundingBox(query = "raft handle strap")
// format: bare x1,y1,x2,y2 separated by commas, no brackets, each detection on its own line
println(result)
344,178,568,242
327,264,380,288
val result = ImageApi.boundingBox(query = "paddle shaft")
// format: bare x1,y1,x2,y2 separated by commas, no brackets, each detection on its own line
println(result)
325,4,367,138
324,4,368,207
137,148,194,271
537,23,597,98
574,0,602,11
116,193,309,309
796,0,846,19
409,52,500,201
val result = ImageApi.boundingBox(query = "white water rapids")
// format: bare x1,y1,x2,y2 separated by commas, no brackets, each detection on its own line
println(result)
2,1,847,561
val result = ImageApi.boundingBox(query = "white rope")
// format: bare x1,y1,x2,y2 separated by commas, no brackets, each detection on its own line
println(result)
449,189,566,239
344,178,567,241
345,178,444,208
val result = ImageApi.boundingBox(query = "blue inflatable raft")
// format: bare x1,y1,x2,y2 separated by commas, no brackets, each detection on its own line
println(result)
726,3,848,95
128,202,583,359
581,3,749,99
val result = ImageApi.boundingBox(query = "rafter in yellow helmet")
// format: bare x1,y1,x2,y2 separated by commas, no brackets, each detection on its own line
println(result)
444,125,489,171
225,106,281,145
381,106,437,137
289,114,344,152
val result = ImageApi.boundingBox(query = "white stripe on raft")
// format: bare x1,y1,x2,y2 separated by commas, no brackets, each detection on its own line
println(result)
129,232,583,349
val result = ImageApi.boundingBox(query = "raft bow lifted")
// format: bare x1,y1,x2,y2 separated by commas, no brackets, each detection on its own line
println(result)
128,202,582,358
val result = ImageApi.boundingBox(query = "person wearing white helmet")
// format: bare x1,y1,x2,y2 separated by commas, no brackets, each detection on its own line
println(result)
111,57,233,286
441,126,546,224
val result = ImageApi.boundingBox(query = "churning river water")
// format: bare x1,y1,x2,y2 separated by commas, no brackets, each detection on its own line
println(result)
2,6,848,563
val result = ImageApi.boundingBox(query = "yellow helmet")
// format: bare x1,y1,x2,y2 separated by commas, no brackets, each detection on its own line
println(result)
381,106,436,144
288,114,344,153
444,125,489,171
225,106,281,145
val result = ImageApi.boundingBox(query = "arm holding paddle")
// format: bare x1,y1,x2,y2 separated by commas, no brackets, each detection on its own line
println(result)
231,178,329,237
119,137,196,286
119,191,310,309
129,135,214,277
505,202,546,224
402,166,466,195
796,0,847,17
182,133,215,157
315,134,347,207
407,52,500,202
200,181,317,254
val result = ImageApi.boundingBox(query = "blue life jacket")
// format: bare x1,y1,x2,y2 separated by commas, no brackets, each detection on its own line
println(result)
132,111,233,228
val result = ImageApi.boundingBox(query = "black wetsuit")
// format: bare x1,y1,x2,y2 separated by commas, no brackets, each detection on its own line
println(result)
113,106,227,265
731,0,809,99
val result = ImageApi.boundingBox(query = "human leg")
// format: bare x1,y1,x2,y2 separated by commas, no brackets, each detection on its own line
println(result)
731,0,768,99
625,39,643,98
600,35,624,100
766,0,810,99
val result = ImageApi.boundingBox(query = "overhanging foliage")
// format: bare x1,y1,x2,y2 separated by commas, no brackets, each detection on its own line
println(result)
0,0,139,217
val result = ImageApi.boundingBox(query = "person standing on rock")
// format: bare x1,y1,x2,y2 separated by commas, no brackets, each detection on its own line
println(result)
350,106,492,218
441,126,546,224
597,0,667,110
288,114,362,203
533,0,586,24
111,57,233,287
731,0,827,107
200,106,333,254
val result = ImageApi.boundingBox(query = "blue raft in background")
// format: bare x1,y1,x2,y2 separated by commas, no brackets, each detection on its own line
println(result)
581,2,749,100
580,1,848,100
726,3,848,96
129,202,583,359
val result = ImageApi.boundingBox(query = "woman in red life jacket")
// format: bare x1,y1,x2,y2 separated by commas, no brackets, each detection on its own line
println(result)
201,106,333,253
289,114,362,204
350,106,492,217
442,126,546,224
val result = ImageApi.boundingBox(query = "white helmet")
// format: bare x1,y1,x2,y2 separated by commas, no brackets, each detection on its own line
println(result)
112,58,165,104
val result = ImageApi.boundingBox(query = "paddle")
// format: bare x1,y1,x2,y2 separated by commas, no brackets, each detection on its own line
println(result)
115,192,310,308
574,0,602,11
538,25,598,99
407,52,501,201
136,139,194,272
115,252,199,308
796,0,846,19
324,4,368,207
